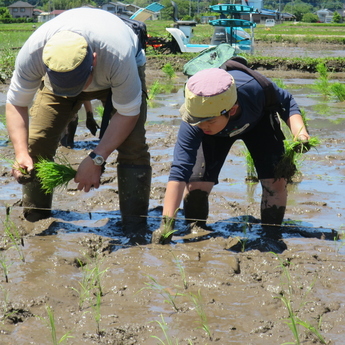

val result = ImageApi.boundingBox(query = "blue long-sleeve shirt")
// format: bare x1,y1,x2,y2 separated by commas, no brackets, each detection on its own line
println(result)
169,70,301,182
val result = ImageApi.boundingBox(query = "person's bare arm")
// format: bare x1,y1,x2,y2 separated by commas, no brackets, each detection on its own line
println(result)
162,180,186,218
83,100,93,113
75,111,139,192
6,103,33,179
286,113,310,141
151,180,186,244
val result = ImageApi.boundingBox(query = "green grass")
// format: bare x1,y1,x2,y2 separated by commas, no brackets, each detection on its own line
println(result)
0,24,37,80
0,21,344,81
145,20,345,46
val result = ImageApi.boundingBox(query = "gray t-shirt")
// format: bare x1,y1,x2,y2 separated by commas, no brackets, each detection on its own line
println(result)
7,8,145,116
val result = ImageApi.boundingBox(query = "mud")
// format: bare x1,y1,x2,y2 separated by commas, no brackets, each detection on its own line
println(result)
0,48,345,344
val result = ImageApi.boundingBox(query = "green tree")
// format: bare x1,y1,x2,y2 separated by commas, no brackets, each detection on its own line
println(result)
321,0,343,11
301,12,319,22
283,1,314,21
332,11,342,23
0,7,10,18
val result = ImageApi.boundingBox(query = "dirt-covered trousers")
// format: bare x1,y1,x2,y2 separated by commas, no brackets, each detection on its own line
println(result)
28,65,150,166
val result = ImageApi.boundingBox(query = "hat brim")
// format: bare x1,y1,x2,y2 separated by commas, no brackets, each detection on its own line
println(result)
180,104,219,126
44,73,88,97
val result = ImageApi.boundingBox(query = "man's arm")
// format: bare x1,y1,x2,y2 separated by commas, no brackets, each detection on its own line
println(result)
6,103,33,179
74,111,139,192
286,113,310,141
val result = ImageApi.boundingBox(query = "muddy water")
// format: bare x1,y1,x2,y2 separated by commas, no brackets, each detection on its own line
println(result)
0,58,345,344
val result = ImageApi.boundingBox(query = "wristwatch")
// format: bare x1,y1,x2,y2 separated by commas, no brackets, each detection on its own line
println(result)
89,152,105,166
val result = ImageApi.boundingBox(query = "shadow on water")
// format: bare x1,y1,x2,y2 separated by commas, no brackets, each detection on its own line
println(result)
33,205,338,254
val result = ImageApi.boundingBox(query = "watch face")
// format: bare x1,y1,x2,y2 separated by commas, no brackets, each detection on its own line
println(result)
94,156,104,165
89,152,104,165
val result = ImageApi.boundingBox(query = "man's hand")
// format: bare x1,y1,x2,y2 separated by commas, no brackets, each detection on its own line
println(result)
74,156,103,192
151,216,176,244
12,153,34,184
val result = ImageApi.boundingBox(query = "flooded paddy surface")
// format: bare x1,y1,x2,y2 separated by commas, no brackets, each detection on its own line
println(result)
0,45,345,344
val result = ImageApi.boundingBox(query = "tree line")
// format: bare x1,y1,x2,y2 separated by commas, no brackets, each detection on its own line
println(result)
0,0,344,22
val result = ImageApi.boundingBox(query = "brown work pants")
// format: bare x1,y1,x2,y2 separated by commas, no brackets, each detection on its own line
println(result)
28,65,150,166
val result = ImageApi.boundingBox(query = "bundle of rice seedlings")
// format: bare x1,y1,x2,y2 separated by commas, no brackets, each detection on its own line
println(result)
35,156,77,194
275,137,321,183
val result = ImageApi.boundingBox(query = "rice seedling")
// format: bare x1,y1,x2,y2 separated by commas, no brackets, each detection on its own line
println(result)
189,289,212,341
272,78,287,89
240,218,251,252
94,105,104,118
334,231,345,254
41,305,74,345
71,268,92,310
0,253,11,283
313,63,332,97
171,252,188,290
243,147,258,182
330,82,345,102
71,255,108,311
159,82,176,94
2,206,25,262
161,215,178,243
139,275,184,312
91,291,104,337
35,156,77,194
0,156,29,177
148,80,162,101
162,63,176,79
0,284,17,323
243,130,320,184
272,253,326,344
151,314,194,345
275,137,321,183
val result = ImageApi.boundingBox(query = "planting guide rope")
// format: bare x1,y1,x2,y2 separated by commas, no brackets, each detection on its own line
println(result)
0,204,342,247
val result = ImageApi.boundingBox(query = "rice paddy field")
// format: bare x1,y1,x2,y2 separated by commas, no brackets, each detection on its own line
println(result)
0,18,345,345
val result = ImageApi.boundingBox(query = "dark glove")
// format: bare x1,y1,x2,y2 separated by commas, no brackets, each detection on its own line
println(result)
293,140,311,154
86,112,100,136
151,216,176,244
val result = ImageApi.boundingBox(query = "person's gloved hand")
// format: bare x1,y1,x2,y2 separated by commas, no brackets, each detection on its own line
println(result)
151,216,176,244
86,112,100,136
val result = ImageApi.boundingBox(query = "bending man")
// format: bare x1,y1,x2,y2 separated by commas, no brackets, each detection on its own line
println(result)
6,8,151,237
